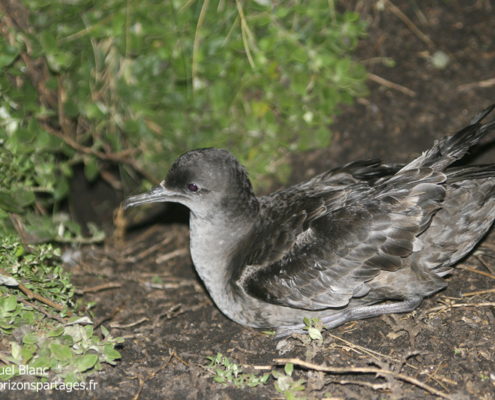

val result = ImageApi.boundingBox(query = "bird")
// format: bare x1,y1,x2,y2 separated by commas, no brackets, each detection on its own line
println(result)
123,105,495,338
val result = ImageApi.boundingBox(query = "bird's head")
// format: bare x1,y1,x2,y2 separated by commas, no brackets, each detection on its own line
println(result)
122,148,259,221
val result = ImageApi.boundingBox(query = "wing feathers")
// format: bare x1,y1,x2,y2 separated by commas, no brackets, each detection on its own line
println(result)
240,165,449,310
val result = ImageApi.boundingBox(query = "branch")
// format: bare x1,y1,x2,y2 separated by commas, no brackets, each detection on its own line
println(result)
273,358,450,398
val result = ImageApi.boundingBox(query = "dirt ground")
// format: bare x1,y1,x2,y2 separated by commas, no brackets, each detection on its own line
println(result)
11,1,495,399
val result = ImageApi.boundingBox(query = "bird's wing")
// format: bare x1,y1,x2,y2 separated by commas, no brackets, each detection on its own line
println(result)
237,160,404,268
238,167,446,310
268,159,403,198
241,188,349,267
402,104,495,172
411,165,495,276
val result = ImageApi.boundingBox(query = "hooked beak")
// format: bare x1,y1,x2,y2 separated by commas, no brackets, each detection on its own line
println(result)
122,184,174,210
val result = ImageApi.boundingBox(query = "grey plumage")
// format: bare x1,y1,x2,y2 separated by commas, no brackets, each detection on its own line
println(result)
123,104,495,337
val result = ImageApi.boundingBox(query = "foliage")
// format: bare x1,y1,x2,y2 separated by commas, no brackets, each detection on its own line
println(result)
0,0,367,239
0,235,124,384
204,352,270,389
272,362,307,400
0,236,74,310
0,146,105,242
303,316,326,341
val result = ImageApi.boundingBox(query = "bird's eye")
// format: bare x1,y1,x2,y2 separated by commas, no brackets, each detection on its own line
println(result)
187,183,198,192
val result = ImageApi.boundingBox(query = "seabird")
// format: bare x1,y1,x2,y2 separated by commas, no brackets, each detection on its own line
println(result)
123,105,495,338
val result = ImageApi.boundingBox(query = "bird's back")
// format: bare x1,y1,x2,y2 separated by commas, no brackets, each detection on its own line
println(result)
235,105,495,329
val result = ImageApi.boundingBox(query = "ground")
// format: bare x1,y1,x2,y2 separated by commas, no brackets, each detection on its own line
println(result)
10,1,495,399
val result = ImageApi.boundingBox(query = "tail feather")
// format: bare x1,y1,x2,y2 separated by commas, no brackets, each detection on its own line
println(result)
446,164,495,182
401,104,495,172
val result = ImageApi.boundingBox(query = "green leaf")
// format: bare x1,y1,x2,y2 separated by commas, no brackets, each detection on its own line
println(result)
47,326,64,337
22,332,38,344
20,346,34,364
0,192,24,213
49,343,72,362
40,31,57,53
0,45,20,68
84,158,99,182
53,177,69,201
75,354,98,372
38,347,51,358
4,296,17,312
284,363,293,377
10,342,22,362
103,345,121,360
307,327,323,341
85,324,94,338
59,334,74,347
0,365,18,381
64,371,79,385
13,189,36,208
101,325,109,337
285,392,296,400
63,99,79,118
29,355,51,371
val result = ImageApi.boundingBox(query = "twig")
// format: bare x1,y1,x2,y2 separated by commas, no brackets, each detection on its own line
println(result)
152,302,208,326
328,333,407,366
110,317,149,329
368,73,416,97
383,0,434,48
0,352,15,366
57,75,70,136
76,282,122,294
0,267,73,317
462,288,495,297
235,0,255,69
39,122,159,185
59,13,116,43
331,379,389,390
458,265,495,280
273,358,449,398
130,374,145,400
476,255,495,276
192,0,210,90
19,298,66,324
171,351,189,367
156,248,189,264
123,237,173,263
120,225,163,256
326,334,450,388
424,360,446,385
178,0,196,14
424,302,495,314
458,77,495,92
222,15,239,47
38,122,135,162
8,213,33,250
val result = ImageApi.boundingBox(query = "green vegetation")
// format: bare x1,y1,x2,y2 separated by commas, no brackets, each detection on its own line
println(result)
0,0,367,240
0,0,367,388
205,355,308,399
0,235,123,385
272,362,307,400
204,352,270,388
303,316,326,341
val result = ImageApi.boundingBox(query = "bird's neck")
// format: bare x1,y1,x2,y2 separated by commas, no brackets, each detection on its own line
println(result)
188,204,258,321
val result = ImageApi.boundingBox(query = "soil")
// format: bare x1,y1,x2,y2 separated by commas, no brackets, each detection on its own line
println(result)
8,1,495,399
